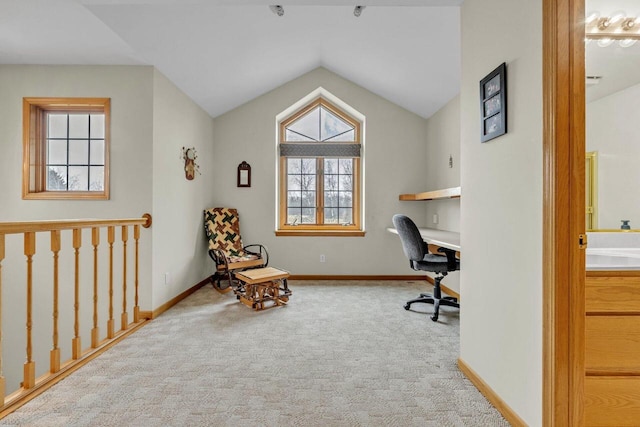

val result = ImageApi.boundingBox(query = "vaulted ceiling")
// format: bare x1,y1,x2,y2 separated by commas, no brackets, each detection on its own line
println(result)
0,0,463,119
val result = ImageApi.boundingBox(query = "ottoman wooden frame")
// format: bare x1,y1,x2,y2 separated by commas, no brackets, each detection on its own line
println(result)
234,267,291,310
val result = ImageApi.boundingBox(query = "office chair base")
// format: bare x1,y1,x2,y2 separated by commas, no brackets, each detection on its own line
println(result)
404,294,459,322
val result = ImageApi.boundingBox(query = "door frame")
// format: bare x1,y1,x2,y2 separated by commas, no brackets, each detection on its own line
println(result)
543,0,586,425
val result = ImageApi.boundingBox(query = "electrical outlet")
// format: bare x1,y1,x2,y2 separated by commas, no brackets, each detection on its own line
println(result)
320,254,326,263
164,272,170,285
433,214,439,224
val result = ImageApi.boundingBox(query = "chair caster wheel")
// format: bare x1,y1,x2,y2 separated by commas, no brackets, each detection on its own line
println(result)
404,304,411,310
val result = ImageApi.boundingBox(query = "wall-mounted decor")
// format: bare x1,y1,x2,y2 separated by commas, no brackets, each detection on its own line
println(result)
237,161,251,187
181,147,200,180
480,62,507,143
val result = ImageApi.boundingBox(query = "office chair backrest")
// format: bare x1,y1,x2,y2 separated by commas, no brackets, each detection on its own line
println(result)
392,214,426,262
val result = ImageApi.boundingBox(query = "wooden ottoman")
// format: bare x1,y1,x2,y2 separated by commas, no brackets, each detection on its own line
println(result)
234,267,291,310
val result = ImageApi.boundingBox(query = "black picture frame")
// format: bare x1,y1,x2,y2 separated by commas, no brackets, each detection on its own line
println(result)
480,62,507,143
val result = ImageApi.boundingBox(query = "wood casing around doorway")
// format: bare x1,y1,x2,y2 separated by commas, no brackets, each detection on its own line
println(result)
543,0,586,425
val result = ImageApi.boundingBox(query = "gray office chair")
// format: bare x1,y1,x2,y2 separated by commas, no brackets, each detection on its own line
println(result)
392,214,460,321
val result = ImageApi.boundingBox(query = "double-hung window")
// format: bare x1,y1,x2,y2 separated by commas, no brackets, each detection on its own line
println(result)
23,98,110,200
277,97,364,236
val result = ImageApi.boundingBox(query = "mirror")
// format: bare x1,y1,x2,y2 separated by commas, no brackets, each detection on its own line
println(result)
586,0,640,231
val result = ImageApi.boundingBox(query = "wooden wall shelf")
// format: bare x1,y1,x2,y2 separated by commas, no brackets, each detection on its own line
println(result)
399,186,461,201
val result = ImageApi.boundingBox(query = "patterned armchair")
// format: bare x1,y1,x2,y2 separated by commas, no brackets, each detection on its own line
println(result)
204,208,269,291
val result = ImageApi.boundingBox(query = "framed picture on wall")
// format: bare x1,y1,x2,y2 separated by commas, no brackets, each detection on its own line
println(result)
480,62,507,143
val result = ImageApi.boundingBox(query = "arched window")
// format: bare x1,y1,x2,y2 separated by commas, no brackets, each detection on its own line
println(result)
277,95,364,236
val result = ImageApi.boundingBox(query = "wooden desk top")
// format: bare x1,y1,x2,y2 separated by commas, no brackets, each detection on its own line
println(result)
387,227,461,252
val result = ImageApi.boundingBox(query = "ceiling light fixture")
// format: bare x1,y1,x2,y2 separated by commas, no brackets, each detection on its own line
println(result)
354,6,365,17
586,11,640,47
586,76,602,86
269,5,284,17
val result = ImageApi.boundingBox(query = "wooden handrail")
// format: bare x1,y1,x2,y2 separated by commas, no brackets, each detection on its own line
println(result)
0,213,152,417
0,214,152,234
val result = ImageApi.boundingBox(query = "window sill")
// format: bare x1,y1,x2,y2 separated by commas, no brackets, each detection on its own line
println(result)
275,229,366,237
23,191,109,200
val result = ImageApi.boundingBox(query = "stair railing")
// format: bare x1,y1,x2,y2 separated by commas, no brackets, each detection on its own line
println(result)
0,214,152,418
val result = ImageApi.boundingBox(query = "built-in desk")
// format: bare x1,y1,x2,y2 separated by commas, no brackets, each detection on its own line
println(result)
387,227,460,252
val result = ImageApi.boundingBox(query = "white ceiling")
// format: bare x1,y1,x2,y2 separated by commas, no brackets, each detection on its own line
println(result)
0,0,463,119
3,0,639,117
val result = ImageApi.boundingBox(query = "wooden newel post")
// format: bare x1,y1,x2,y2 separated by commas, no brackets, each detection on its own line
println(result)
0,233,5,404
107,226,115,339
72,229,82,360
121,226,128,331
91,227,100,348
50,230,61,373
24,232,36,389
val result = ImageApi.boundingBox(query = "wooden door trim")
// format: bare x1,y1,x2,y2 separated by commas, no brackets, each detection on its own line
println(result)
543,0,586,425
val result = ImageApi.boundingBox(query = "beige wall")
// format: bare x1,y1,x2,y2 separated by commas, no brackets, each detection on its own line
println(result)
151,69,216,308
212,67,429,275
0,65,154,221
0,65,155,393
460,1,543,425
0,65,215,394
423,95,461,293
586,81,640,230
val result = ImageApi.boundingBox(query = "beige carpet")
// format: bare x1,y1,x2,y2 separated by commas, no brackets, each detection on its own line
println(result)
2,280,508,426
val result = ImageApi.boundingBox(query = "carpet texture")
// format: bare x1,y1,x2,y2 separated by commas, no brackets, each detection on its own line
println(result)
2,280,508,426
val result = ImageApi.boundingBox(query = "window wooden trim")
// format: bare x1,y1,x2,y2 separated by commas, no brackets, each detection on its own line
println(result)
22,97,110,200
277,97,363,235
275,230,366,237
278,157,362,232
279,98,361,142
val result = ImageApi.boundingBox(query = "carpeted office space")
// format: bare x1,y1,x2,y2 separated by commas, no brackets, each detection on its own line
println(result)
1,0,550,425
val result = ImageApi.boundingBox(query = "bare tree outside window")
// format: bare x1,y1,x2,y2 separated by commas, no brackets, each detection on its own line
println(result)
46,113,106,192
324,158,353,224
287,158,317,224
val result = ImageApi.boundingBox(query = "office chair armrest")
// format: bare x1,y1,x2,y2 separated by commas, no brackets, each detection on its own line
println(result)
244,244,269,267
437,247,458,271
